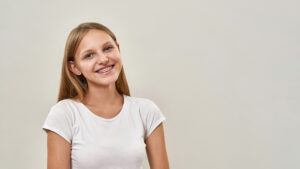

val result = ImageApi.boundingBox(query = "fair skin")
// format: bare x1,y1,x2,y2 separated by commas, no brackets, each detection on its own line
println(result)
46,29,170,169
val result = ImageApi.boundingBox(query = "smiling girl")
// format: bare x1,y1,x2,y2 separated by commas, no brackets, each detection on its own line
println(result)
42,22,170,169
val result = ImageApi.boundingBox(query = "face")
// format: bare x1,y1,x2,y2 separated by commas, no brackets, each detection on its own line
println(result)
69,29,122,88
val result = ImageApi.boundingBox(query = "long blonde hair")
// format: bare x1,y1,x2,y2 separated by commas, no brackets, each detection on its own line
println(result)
57,22,130,102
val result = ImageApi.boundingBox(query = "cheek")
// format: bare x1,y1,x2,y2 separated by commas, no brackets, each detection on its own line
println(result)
108,53,122,67
111,50,121,59
116,56,122,63
114,54,122,64
79,62,94,73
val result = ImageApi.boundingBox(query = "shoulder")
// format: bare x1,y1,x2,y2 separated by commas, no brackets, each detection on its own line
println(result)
50,98,77,109
126,95,159,108
43,99,76,143
126,95,162,114
48,99,76,117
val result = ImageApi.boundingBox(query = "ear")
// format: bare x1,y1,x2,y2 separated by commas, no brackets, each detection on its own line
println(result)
68,61,82,76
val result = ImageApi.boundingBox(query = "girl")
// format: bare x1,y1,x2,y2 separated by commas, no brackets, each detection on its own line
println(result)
42,22,170,169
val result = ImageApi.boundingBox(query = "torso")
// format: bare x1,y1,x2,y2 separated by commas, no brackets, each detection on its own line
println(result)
43,94,166,169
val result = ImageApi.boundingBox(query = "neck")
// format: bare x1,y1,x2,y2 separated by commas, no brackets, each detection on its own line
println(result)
83,83,122,107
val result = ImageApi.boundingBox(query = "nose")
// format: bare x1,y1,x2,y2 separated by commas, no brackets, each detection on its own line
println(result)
96,53,109,64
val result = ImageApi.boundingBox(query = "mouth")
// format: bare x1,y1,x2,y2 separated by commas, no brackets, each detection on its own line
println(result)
95,64,115,74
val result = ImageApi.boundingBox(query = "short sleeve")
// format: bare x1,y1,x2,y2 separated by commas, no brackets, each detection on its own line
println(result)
143,100,166,139
42,102,73,143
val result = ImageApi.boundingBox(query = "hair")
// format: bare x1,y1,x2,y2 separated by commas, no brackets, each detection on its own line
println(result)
57,22,130,102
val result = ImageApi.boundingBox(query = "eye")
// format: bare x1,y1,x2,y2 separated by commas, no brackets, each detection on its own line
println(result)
84,52,95,59
104,45,114,52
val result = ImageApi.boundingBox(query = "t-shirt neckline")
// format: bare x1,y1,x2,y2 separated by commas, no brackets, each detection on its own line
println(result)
74,94,127,122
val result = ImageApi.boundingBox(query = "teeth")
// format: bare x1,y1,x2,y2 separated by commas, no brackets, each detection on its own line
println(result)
98,65,113,73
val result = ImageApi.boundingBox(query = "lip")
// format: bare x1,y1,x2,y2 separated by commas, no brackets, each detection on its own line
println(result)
95,64,115,72
95,64,115,75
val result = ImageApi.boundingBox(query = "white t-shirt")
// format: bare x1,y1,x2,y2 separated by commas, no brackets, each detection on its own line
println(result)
42,94,166,169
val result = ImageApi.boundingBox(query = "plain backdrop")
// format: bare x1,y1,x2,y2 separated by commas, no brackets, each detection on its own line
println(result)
0,0,299,169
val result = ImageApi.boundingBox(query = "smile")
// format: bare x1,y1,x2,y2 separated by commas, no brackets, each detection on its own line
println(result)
95,65,115,74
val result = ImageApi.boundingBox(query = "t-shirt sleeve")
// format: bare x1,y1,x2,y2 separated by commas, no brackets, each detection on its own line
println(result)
143,99,167,139
42,102,73,143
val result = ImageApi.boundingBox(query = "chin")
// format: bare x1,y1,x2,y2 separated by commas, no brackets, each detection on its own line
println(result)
88,72,120,87
96,78,118,87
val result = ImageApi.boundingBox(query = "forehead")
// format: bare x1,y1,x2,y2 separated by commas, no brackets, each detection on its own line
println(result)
76,29,114,53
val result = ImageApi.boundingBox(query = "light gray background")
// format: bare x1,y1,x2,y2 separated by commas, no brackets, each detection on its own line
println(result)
0,0,299,169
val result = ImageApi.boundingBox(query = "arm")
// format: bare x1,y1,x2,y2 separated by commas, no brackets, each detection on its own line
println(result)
145,123,170,169
46,130,71,169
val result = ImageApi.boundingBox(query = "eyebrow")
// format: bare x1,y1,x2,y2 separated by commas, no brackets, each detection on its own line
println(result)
80,41,113,56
